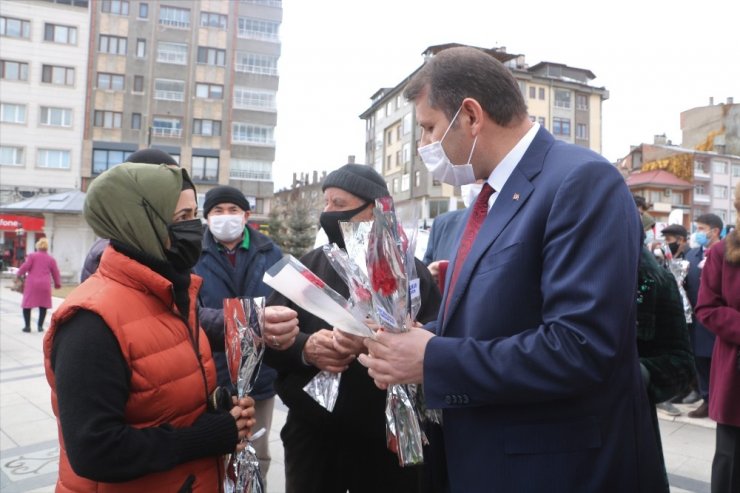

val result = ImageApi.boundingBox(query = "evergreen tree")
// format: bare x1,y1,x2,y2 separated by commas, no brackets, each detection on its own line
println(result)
284,199,315,258
267,206,287,251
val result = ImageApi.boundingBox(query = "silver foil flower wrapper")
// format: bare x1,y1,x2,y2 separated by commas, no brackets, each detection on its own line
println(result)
667,258,692,323
224,297,265,493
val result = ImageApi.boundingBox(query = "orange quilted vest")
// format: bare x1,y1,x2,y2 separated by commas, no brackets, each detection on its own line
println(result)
43,247,223,493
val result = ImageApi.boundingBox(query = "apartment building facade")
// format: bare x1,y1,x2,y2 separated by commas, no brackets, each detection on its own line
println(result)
0,0,90,203
83,0,282,220
359,43,609,224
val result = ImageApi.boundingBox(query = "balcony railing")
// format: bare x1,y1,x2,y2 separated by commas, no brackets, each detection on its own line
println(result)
152,127,182,138
694,193,711,204
154,90,184,101
235,64,278,76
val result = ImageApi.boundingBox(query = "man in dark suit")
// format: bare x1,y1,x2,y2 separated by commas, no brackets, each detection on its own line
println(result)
360,46,664,492
685,213,724,419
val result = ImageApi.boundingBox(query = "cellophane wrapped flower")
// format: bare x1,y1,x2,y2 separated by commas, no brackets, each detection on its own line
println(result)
224,297,265,493
667,258,692,323
352,196,429,466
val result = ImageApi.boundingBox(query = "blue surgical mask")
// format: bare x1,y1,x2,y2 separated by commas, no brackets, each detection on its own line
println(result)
694,231,708,247
643,229,655,245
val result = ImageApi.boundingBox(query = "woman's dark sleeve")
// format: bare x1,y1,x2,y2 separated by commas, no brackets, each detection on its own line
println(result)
52,310,239,483
414,258,442,324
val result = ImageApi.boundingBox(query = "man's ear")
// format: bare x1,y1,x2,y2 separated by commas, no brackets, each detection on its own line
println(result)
461,97,484,136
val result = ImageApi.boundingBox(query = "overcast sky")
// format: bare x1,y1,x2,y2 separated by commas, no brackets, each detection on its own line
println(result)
272,0,739,189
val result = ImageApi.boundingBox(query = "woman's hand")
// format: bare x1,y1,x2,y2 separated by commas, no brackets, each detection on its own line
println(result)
230,396,256,452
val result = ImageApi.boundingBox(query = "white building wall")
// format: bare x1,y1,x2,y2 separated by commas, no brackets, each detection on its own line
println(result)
0,0,89,195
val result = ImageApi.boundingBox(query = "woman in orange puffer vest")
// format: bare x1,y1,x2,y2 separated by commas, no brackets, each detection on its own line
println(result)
43,161,255,492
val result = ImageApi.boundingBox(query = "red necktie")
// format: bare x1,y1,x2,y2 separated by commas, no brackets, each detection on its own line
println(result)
444,183,495,317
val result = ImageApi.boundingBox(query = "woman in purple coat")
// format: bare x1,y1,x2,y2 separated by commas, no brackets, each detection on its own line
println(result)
17,237,61,332
696,181,740,493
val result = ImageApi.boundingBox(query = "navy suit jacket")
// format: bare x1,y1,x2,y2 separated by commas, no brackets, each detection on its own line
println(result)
423,209,468,265
685,246,716,357
423,128,663,492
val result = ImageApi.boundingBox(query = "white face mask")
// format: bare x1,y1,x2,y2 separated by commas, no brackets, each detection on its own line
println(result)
418,105,478,186
461,183,484,208
208,214,245,243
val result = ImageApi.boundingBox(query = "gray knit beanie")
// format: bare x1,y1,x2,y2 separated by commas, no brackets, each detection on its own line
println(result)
321,164,389,202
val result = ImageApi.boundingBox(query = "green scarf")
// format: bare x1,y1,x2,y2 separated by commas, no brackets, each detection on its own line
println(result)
83,163,184,261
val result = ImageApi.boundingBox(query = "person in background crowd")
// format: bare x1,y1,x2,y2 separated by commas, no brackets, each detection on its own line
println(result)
635,241,696,490
423,181,484,291
662,224,691,260
264,163,442,493
695,182,740,493
17,237,61,332
43,163,255,491
686,213,724,419
194,185,284,479
360,46,663,493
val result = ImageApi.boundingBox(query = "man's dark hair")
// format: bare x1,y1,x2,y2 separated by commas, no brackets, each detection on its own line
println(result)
695,213,723,231
632,195,648,211
403,46,528,126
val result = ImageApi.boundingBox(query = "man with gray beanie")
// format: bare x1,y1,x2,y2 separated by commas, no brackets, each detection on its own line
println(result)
194,185,285,479
263,163,442,493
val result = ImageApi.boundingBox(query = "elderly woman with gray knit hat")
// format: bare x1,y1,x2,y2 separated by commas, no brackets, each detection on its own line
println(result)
42,163,256,492
263,163,442,493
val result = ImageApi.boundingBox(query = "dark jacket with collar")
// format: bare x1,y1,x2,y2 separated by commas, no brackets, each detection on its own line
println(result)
686,245,717,357
194,225,283,400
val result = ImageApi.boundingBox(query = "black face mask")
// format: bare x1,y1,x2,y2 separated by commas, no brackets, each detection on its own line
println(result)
668,242,680,256
319,202,369,250
165,219,203,271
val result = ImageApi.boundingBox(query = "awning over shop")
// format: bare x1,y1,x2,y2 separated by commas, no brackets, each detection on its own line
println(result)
0,214,45,232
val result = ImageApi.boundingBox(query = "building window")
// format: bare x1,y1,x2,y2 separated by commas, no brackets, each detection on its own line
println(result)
0,146,24,166
37,149,70,169
713,209,727,222
733,164,740,177
554,89,571,109
191,156,219,182
195,82,223,99
0,103,26,124
415,170,420,187
385,155,391,171
429,199,449,219
386,129,393,145
229,158,272,181
131,75,144,92
193,119,221,136
553,117,570,136
156,42,187,65
136,38,146,58
154,78,184,101
200,11,226,29
538,116,546,129
197,47,225,66
1,60,29,81
402,143,411,164
45,23,77,44
159,6,190,28
93,110,122,128
138,2,148,18
93,149,131,174
152,117,182,137
403,113,412,135
694,160,706,173
99,34,127,55
97,72,124,90
131,112,141,129
538,87,545,100
576,94,588,110
233,87,276,110
42,65,75,86
237,17,279,41
1,17,31,39
713,185,728,199
713,160,729,174
101,0,129,15
695,183,706,195
232,123,274,145
576,123,588,140
235,52,278,75
39,106,72,127
529,86,536,99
